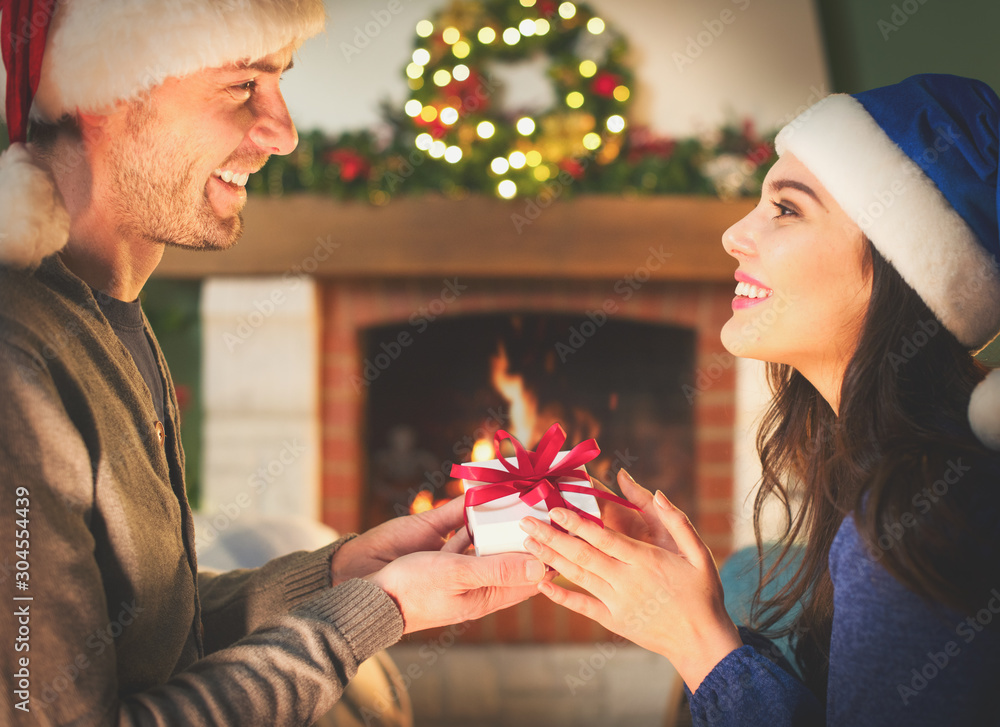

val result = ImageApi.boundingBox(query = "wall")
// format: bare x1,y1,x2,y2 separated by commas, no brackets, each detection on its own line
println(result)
142,280,204,506
815,0,1000,94
199,278,321,528
285,0,829,137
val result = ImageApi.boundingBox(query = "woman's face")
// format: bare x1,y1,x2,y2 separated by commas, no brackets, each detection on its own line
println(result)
720,153,872,398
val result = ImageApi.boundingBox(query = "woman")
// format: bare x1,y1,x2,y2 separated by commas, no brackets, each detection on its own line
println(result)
519,74,1000,725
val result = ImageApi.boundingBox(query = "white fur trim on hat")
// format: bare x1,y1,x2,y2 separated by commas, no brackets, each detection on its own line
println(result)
969,369,1000,450
775,94,1000,351
0,144,69,268
18,0,325,122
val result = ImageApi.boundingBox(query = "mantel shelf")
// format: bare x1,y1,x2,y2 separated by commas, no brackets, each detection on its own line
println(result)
155,194,754,282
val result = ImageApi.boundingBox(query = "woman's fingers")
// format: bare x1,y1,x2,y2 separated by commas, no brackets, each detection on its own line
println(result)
616,469,679,547
617,469,655,509
519,520,613,599
536,579,612,624
652,491,707,563
546,506,645,565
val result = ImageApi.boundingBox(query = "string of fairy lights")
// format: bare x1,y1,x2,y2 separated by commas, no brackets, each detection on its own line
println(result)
400,0,634,199
233,0,775,203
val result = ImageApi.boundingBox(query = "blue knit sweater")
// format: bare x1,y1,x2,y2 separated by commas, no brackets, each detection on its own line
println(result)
688,514,1000,725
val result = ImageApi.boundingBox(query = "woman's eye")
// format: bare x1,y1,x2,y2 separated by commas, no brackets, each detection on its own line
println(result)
771,201,796,219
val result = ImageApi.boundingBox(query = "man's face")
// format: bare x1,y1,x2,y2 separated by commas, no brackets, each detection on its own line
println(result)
101,46,298,251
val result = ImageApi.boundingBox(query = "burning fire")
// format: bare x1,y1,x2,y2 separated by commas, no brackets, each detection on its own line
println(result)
470,437,494,462
491,343,536,445
410,489,437,515
408,339,605,515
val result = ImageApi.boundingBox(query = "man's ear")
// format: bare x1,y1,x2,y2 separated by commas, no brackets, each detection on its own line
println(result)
75,110,113,150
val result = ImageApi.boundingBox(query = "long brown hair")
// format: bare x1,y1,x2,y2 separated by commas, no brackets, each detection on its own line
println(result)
749,242,994,698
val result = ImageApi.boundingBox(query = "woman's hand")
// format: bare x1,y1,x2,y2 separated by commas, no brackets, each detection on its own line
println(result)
593,469,678,552
519,478,742,691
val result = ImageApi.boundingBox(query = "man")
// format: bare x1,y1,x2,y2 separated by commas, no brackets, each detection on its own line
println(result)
0,1,544,723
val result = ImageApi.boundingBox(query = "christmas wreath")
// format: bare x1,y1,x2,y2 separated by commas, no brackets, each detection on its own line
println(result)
397,0,634,199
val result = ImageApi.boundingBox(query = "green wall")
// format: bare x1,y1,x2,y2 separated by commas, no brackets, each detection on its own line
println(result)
142,280,204,508
815,0,1000,94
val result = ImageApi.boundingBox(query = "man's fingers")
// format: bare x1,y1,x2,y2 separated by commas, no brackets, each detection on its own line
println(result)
467,583,543,620
458,552,547,589
418,496,465,535
442,525,472,554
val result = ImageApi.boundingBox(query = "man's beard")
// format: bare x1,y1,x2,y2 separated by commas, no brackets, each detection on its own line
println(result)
107,102,249,251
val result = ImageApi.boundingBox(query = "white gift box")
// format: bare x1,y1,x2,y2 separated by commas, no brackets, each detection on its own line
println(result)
460,451,601,556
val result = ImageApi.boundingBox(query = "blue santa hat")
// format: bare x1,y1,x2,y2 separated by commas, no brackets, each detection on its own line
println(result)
774,74,1000,449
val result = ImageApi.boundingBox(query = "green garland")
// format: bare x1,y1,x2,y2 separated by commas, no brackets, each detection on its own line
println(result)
250,120,775,203
251,0,776,203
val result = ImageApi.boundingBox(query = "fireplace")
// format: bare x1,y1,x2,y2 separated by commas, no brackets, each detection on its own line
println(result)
360,312,697,527
320,276,737,643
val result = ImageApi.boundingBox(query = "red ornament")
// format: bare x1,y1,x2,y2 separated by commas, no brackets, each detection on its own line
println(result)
412,109,448,138
591,70,620,98
174,384,191,417
626,127,676,163
745,141,775,167
559,158,586,179
537,0,558,17
445,74,493,114
326,149,371,182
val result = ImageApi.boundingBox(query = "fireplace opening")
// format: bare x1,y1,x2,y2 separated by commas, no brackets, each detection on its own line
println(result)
361,312,696,529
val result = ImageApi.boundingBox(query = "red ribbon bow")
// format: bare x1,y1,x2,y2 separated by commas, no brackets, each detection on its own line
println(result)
450,423,640,545
1,0,57,144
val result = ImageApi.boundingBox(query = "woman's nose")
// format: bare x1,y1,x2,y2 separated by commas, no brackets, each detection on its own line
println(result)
722,213,757,258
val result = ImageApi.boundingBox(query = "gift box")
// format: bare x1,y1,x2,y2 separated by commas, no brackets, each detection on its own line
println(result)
451,423,633,557
459,450,601,556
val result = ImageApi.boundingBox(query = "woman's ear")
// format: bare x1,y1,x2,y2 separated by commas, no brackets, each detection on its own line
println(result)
859,234,875,281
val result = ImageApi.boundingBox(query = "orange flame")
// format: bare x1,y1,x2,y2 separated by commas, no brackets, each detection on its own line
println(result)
491,342,537,446
410,490,435,515
471,437,494,462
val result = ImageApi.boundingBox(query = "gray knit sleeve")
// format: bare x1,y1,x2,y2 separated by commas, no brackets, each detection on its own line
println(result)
0,339,402,726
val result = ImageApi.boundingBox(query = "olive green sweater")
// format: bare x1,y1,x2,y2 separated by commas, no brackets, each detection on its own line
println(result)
0,256,403,725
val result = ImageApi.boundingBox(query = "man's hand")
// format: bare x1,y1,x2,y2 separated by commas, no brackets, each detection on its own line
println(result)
365,550,547,633
332,496,471,586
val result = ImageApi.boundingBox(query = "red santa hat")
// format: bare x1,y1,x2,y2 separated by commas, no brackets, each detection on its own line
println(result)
0,0,325,268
